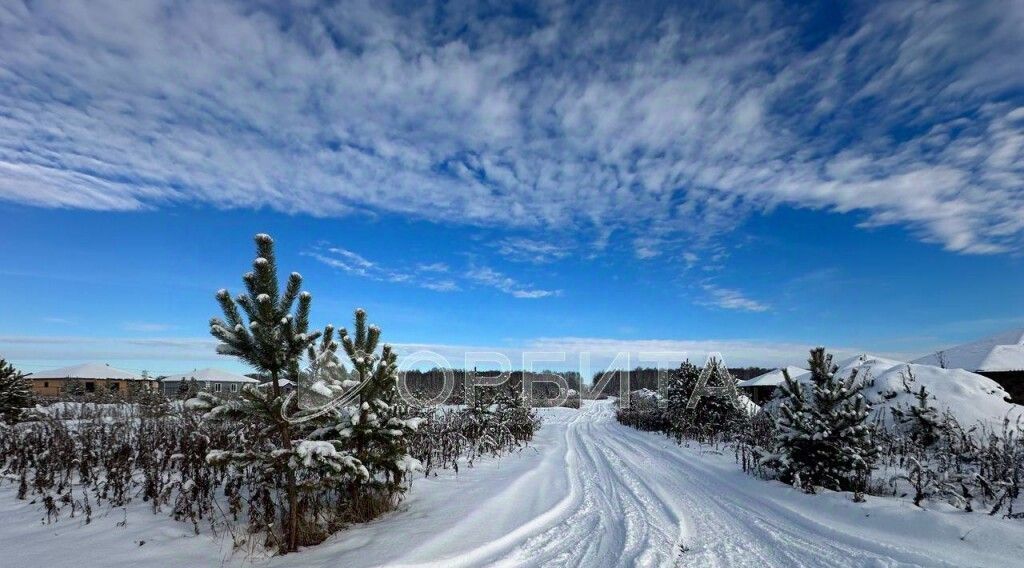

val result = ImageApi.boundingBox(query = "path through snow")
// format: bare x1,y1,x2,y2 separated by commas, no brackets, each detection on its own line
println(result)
288,400,1024,567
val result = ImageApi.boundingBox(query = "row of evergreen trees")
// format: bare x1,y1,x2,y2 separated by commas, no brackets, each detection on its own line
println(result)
618,347,879,495
624,346,1022,511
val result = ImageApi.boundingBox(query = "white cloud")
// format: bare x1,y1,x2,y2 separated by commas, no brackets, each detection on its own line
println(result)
700,284,770,313
392,337,907,371
306,246,459,292
420,280,459,292
0,335,221,365
466,266,560,299
42,316,74,325
0,334,917,374
632,237,662,260
308,246,558,297
416,262,449,273
0,1,1021,255
495,237,571,264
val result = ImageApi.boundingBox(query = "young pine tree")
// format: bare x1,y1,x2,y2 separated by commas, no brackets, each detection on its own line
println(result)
192,233,336,553
891,370,942,449
177,377,201,400
0,358,33,424
772,347,878,493
337,309,422,502
663,361,699,443
493,378,537,444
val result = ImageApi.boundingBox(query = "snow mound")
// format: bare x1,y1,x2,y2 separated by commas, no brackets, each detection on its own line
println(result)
764,355,1020,428
736,393,760,415
863,363,1020,428
813,354,1021,428
737,366,809,388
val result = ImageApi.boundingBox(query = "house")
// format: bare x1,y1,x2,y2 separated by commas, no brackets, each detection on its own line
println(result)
259,378,296,393
736,366,808,404
913,328,1024,404
159,367,260,397
27,362,154,397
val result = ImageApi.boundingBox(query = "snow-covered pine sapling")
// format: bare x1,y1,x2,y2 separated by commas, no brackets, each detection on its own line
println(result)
891,371,942,449
493,379,538,444
338,309,422,502
663,361,698,443
193,233,330,553
0,357,33,424
177,377,201,400
770,347,878,494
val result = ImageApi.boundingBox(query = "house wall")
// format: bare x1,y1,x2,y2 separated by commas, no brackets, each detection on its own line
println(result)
30,378,156,397
739,385,778,404
977,371,1024,405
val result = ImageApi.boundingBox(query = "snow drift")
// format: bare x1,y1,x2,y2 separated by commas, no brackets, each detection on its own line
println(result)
777,354,1022,428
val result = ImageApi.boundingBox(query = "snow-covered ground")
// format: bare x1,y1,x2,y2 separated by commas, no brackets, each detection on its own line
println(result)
4,400,1024,567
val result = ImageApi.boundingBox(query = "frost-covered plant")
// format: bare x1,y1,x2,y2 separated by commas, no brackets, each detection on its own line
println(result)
768,347,878,493
889,456,940,507
0,404,237,529
735,411,777,477
890,370,942,449
0,358,32,424
408,381,538,476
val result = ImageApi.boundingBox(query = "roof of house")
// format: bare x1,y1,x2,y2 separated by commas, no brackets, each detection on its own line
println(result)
912,328,1024,372
737,366,809,388
259,379,295,387
27,362,145,381
160,367,260,383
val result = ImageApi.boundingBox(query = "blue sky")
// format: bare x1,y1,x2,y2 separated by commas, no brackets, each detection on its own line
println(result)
1,0,1022,375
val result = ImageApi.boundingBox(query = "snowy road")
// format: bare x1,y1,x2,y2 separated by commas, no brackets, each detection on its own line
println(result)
294,400,1023,568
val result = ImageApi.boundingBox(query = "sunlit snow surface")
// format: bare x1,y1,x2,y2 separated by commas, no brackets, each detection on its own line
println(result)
4,400,1024,567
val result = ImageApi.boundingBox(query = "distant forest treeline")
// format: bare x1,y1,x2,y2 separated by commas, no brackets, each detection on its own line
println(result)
398,368,583,403
393,366,770,401
589,366,771,395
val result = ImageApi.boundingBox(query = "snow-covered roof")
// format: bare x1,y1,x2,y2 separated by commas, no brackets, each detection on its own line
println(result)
28,362,145,381
737,366,809,388
161,367,259,384
259,379,295,387
912,328,1024,372
629,388,660,401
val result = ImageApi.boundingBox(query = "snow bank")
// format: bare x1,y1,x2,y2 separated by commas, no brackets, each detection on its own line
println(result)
778,354,1022,428
736,393,759,416
737,366,808,388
